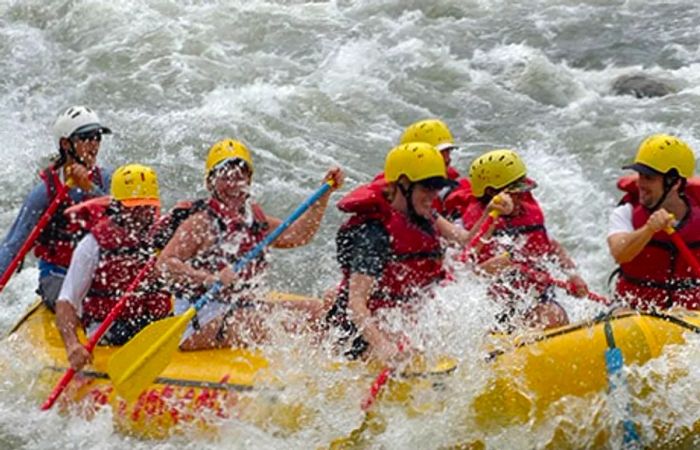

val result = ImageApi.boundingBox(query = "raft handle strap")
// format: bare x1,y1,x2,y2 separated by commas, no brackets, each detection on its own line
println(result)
603,317,641,447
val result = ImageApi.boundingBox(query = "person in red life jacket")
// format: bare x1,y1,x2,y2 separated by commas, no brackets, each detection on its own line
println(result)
462,149,588,330
156,139,344,351
375,119,472,220
0,106,112,310
55,164,169,371
608,134,700,310
326,142,494,365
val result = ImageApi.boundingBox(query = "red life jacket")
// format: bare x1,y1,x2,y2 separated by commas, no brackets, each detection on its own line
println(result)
460,191,553,265
614,176,700,310
335,180,445,311
63,196,112,227
459,190,555,299
441,178,473,220
446,166,460,180
33,166,105,268
81,215,171,326
179,198,269,302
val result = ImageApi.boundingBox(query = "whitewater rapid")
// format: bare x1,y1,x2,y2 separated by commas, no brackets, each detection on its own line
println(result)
2,0,700,448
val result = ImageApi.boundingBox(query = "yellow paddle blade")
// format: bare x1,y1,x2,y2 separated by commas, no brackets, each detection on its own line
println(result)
401,355,458,377
429,355,458,374
108,308,196,402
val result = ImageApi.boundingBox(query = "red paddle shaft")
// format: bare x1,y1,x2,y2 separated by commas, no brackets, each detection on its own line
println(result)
0,186,70,292
41,258,157,410
516,263,611,305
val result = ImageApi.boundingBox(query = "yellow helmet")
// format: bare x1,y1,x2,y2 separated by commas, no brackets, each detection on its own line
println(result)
623,134,695,178
469,149,527,198
205,139,254,177
399,119,456,151
385,142,448,188
111,164,160,208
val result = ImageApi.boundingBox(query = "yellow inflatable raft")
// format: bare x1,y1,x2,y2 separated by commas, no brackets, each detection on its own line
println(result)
6,297,700,446
8,297,320,439
5,296,454,441
457,309,700,447
330,309,700,448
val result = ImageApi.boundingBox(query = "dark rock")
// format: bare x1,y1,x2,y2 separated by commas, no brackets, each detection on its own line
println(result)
611,74,675,98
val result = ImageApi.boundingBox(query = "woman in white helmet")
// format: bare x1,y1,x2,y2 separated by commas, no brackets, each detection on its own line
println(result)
0,106,113,310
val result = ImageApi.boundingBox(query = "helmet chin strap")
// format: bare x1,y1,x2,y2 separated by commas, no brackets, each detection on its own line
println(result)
398,182,427,226
67,139,87,167
649,173,679,212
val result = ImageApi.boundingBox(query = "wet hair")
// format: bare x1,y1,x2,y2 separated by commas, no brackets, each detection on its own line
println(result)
51,137,86,170
479,187,500,205
50,142,69,170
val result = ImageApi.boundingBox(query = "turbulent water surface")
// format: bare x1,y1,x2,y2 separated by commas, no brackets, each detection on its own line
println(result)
1,0,700,448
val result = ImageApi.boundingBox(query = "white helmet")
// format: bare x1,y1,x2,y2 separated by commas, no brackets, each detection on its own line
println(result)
52,106,112,143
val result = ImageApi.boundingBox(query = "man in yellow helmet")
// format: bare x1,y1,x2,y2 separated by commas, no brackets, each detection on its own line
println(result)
608,134,700,310
399,119,461,180
156,139,344,350
397,119,472,219
56,164,170,371
460,149,588,330
326,143,493,364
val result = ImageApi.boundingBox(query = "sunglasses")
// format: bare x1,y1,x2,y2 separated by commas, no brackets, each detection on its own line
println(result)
213,159,251,178
416,177,448,191
72,131,102,142
503,177,536,194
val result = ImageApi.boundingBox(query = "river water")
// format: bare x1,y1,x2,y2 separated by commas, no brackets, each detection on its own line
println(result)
1,0,700,448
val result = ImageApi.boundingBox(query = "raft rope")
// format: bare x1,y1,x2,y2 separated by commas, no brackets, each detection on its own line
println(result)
647,310,700,333
45,362,454,392
46,366,258,392
485,310,700,361
603,318,641,448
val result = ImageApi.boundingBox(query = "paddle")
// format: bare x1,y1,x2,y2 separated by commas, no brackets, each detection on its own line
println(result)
465,196,608,305
40,258,157,410
361,367,392,411
515,263,611,305
468,210,499,248
330,357,457,449
466,195,505,250
360,338,408,412
665,226,700,278
0,184,70,293
0,168,105,295
107,180,334,401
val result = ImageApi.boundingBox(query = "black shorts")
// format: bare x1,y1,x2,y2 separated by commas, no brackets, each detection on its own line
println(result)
87,312,164,346
37,273,65,312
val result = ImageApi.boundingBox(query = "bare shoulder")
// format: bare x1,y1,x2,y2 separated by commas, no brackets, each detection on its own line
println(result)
182,210,215,234
164,210,216,256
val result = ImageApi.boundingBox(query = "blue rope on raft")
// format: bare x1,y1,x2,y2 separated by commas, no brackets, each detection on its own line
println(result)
603,319,641,448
